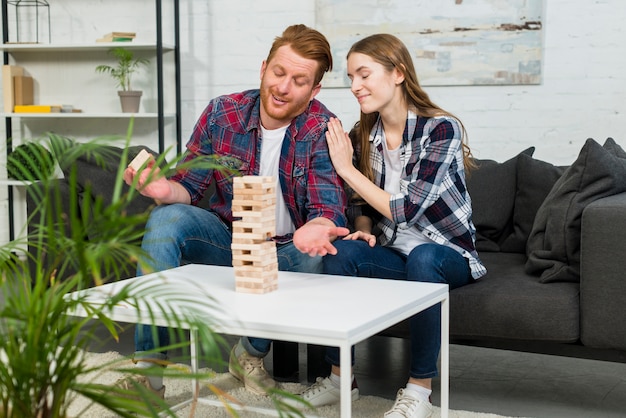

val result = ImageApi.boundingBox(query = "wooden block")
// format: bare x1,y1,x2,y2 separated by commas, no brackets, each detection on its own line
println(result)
232,206,275,219
231,244,277,258
232,221,276,240
235,283,278,294
232,244,276,262
14,75,33,106
232,194,276,204
235,269,278,294
231,199,275,211
232,255,278,267
232,219,275,238
233,175,275,186
232,218,276,226
128,149,152,170
231,186,274,196
234,258,278,272
231,241,276,252
234,267,278,279
232,232,273,241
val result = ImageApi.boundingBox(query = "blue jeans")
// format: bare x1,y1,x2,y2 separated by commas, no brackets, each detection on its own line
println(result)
134,203,322,362
322,240,472,379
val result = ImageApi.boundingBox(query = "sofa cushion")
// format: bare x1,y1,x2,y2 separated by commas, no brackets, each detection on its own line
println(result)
603,137,626,158
526,138,626,283
450,252,580,342
499,154,565,253
467,147,534,252
381,252,580,342
63,145,159,215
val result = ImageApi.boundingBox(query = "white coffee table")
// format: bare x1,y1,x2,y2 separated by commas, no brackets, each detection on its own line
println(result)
68,264,449,418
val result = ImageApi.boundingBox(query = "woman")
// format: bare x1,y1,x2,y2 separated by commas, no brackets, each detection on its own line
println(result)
291,34,486,418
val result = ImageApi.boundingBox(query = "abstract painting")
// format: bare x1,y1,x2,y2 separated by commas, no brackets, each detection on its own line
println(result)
316,0,543,87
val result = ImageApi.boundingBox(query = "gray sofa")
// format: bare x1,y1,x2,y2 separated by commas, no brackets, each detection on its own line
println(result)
26,137,626,380
453,137,626,353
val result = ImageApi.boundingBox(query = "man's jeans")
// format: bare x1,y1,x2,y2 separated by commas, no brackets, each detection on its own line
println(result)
322,240,473,379
134,203,322,362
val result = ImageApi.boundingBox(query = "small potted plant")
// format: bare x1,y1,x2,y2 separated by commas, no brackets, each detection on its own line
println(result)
96,47,149,113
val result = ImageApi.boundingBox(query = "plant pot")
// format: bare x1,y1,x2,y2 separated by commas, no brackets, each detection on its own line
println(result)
118,90,142,113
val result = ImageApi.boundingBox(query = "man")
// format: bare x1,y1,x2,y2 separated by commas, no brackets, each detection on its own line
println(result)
120,24,348,398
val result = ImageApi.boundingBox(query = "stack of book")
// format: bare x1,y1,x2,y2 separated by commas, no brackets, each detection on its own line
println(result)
14,105,62,113
96,31,136,43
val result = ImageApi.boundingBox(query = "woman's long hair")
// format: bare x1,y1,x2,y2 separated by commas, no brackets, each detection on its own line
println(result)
348,34,475,181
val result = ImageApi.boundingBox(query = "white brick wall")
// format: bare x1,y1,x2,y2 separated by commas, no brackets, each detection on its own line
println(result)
3,0,623,163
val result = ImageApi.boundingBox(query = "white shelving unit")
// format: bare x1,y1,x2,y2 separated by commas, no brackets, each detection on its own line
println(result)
0,41,180,150
1,0,181,244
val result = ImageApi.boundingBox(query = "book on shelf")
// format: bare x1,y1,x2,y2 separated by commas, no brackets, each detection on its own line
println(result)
14,75,34,106
96,31,136,43
2,64,24,112
13,104,62,113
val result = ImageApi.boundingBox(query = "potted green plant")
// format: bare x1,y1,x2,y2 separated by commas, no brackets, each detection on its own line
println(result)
0,126,307,417
96,47,149,113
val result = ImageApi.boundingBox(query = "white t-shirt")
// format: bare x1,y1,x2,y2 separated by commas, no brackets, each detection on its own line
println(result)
260,125,295,237
382,138,433,255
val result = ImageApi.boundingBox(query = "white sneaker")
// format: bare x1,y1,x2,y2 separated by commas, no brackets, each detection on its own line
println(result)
285,376,359,409
384,388,433,418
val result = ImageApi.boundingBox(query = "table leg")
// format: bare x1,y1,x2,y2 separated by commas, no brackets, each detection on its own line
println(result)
440,295,449,418
339,343,351,418
190,329,199,401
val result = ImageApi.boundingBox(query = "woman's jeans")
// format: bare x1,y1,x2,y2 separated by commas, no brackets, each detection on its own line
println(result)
322,240,473,380
134,203,322,362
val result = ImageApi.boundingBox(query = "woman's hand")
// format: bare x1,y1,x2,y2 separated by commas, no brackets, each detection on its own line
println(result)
343,230,376,247
325,117,354,178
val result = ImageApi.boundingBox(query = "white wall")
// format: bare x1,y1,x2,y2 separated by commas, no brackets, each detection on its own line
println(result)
178,0,626,165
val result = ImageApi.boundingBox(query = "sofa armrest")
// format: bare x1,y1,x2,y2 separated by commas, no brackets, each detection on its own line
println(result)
580,192,626,350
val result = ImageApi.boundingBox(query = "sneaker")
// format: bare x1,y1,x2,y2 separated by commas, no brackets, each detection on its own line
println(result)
285,376,359,409
228,345,276,395
113,374,166,401
384,388,433,418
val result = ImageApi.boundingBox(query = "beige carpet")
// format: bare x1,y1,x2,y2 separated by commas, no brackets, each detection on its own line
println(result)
68,351,525,418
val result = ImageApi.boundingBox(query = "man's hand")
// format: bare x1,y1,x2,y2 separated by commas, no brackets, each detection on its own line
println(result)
293,222,350,257
124,161,172,201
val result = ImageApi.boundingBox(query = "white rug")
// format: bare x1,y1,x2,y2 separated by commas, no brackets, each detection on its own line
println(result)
68,351,524,418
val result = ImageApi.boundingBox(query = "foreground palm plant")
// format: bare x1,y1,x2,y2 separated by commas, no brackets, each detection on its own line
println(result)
0,124,307,417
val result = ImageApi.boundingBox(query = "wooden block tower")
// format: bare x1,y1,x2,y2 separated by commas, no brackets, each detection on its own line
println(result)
231,176,278,293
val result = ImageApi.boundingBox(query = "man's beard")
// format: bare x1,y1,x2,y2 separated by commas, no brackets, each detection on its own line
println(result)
259,85,310,128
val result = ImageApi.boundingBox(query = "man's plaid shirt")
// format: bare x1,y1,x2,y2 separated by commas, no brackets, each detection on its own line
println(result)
170,89,347,242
